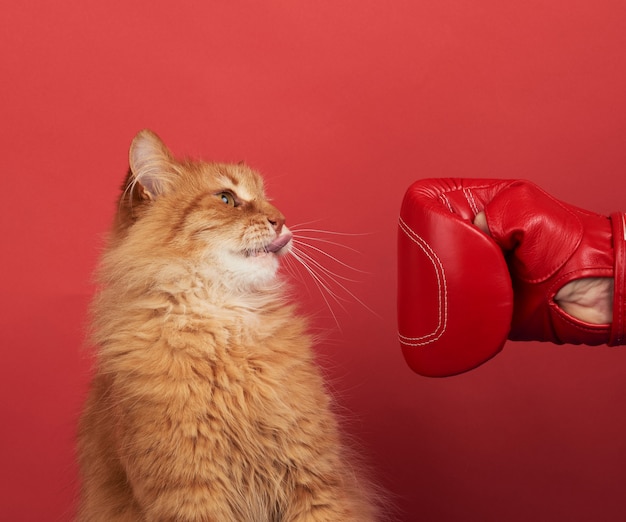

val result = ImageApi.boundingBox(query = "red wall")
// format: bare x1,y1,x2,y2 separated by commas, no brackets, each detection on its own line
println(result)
2,2,626,520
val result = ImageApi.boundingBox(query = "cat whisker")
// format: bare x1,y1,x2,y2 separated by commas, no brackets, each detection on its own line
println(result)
288,219,324,229
290,221,374,235
290,226,371,237
297,245,380,319
279,256,303,287
292,238,368,275
287,249,345,328
291,243,360,284
285,225,382,325
291,234,362,255
288,248,349,300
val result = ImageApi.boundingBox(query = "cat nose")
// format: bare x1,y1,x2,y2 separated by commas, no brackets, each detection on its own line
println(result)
268,214,285,235
260,201,285,235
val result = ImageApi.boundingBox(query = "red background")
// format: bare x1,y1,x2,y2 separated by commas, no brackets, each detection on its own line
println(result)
2,1,626,520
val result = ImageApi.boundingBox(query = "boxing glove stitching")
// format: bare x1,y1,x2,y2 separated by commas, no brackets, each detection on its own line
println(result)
398,216,447,344
463,188,480,215
398,216,448,345
439,193,454,213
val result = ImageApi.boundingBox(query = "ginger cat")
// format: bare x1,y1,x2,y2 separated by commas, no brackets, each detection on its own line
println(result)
77,130,380,521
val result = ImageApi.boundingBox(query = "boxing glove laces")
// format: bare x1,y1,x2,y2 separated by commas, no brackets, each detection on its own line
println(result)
397,178,626,377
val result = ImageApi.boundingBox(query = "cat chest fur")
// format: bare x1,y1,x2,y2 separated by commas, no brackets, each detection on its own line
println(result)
96,302,338,503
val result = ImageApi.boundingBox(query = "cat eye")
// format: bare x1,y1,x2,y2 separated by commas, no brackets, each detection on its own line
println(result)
217,191,237,207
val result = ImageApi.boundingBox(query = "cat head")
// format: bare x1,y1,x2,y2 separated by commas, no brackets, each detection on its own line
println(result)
113,129,292,289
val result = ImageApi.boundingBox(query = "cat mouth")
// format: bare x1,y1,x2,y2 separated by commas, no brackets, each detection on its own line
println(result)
244,232,293,258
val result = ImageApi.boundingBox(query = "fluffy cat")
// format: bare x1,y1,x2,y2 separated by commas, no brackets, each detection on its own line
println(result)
77,130,380,521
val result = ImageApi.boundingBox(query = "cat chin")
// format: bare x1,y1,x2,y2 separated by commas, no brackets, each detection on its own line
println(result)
243,249,289,260
210,234,292,287
242,252,282,275
214,250,281,286
243,250,273,259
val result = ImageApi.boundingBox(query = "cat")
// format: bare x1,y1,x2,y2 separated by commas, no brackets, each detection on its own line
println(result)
77,130,380,521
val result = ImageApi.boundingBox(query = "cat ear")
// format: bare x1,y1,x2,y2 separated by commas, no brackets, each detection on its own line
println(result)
128,129,176,200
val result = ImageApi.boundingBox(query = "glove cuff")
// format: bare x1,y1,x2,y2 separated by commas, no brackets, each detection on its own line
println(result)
609,212,626,346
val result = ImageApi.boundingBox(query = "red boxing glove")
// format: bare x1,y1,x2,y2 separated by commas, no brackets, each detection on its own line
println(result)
398,178,626,377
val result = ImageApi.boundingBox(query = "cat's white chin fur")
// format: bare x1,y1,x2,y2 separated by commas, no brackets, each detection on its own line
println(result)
220,254,280,287
217,229,293,288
